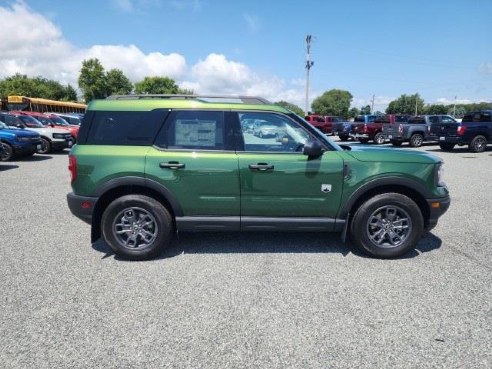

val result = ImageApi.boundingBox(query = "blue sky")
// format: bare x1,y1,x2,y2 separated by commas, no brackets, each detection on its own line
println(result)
0,0,491,111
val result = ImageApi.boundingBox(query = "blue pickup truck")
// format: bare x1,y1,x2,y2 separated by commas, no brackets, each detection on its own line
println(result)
0,121,42,161
428,110,492,152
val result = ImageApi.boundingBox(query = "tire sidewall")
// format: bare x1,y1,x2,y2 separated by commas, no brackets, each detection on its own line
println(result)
37,137,51,154
1,143,13,161
470,135,486,153
374,132,384,144
350,193,424,258
410,134,423,147
101,195,173,260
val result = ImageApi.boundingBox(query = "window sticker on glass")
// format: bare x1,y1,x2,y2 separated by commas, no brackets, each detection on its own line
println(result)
175,120,217,147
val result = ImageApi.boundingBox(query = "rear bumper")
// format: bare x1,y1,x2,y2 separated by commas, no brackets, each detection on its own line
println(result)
428,136,464,145
425,195,451,231
67,192,97,225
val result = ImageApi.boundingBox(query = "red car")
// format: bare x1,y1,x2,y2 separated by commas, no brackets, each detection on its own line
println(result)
305,115,342,134
10,111,79,140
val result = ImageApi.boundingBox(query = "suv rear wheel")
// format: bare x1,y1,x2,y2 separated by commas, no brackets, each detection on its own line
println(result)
349,193,424,258
101,194,174,260
469,135,487,153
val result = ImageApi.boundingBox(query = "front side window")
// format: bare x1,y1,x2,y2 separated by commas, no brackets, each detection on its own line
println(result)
441,116,456,124
239,112,310,153
155,110,228,151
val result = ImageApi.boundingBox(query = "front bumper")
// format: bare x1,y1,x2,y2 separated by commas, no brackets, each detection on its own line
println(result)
67,192,98,225
425,195,451,231
52,138,74,150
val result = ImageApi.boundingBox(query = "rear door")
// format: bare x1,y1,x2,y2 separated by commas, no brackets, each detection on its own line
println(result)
145,110,240,220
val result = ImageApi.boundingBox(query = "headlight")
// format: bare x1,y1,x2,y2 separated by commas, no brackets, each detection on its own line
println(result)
436,163,446,187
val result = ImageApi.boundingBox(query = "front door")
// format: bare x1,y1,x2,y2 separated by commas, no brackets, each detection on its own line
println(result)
234,111,344,229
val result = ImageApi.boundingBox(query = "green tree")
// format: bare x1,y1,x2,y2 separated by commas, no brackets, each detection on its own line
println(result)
78,58,107,102
386,93,425,115
311,89,353,118
274,100,305,116
106,68,133,96
348,107,360,119
0,73,79,101
360,105,371,115
134,76,179,94
423,104,448,114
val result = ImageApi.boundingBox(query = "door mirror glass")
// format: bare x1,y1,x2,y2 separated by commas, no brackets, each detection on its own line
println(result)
303,139,323,157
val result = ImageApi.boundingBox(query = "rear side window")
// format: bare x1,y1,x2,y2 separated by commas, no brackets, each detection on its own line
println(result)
408,117,426,124
155,110,230,151
462,112,492,122
86,111,167,145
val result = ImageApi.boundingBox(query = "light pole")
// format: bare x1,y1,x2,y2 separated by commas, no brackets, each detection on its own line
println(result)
305,35,314,115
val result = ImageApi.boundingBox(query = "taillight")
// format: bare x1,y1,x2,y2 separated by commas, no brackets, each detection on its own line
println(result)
363,124,368,133
68,155,77,183
457,125,465,136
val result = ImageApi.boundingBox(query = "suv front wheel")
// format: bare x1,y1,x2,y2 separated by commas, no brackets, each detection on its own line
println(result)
101,194,174,260
349,193,424,258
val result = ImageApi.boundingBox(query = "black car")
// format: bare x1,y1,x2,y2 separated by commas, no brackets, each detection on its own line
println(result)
429,110,492,152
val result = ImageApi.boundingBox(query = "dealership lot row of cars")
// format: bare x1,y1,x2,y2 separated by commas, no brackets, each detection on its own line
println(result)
305,111,492,153
0,111,83,161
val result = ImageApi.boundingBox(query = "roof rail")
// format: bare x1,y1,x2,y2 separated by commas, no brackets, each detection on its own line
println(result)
106,94,272,105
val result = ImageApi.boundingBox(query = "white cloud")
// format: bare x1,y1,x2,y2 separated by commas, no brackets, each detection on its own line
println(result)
0,2,302,104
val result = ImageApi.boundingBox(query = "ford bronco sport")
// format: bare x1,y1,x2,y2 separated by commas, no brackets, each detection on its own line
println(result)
67,95,450,260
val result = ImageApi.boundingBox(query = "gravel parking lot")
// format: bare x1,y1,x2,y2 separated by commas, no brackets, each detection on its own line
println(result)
1,142,491,369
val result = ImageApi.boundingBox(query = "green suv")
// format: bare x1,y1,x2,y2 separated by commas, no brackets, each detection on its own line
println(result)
67,95,450,260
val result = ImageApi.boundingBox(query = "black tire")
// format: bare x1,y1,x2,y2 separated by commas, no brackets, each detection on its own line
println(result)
391,140,402,147
37,137,52,154
439,143,455,151
101,195,174,260
349,193,424,258
469,135,487,153
374,132,385,145
409,133,424,147
359,138,369,144
339,134,349,141
1,143,14,161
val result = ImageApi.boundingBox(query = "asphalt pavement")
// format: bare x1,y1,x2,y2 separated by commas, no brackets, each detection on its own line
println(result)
0,142,491,368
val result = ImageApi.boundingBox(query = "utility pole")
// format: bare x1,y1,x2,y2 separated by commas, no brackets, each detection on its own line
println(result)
453,96,457,117
305,35,314,115
415,94,418,115
371,94,375,114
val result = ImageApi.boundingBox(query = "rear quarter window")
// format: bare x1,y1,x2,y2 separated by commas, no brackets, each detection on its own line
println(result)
85,110,168,145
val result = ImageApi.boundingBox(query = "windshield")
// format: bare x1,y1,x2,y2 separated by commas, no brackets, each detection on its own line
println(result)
18,115,43,128
50,116,70,125
36,116,55,126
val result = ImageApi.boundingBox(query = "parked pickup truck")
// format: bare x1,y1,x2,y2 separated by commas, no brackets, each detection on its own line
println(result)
335,115,376,141
383,115,457,147
428,110,492,152
305,115,343,135
350,114,408,144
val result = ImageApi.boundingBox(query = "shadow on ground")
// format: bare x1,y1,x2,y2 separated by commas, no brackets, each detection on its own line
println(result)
0,164,19,171
92,231,442,261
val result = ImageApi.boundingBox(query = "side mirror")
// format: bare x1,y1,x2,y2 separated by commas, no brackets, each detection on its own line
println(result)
303,139,323,158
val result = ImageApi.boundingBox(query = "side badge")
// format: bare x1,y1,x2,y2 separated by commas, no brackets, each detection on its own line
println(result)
321,184,332,193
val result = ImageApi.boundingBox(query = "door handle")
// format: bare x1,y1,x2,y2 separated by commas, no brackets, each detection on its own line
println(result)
248,163,274,171
160,161,185,169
